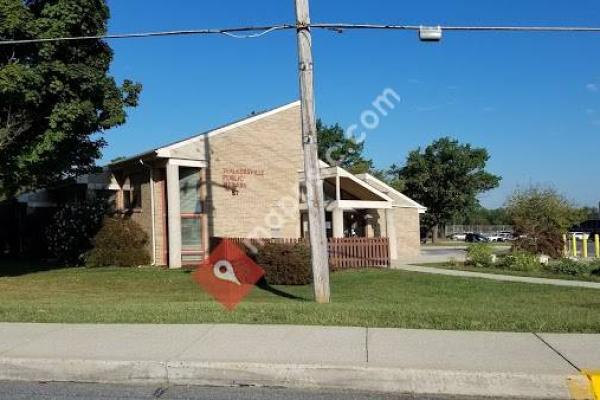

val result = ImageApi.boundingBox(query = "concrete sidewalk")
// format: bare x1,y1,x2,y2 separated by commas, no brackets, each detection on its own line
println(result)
0,324,599,399
398,246,468,265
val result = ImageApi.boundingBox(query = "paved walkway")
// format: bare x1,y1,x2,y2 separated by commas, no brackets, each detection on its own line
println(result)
395,264,600,289
0,323,598,399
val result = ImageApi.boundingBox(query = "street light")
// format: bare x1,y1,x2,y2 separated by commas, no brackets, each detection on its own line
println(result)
419,26,442,42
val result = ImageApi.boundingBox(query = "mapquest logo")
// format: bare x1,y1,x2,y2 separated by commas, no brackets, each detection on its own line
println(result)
193,239,264,310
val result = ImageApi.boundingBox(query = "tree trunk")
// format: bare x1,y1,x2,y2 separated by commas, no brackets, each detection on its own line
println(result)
431,225,439,244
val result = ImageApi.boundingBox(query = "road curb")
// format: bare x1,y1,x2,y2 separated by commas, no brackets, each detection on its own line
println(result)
0,357,587,399
0,358,168,384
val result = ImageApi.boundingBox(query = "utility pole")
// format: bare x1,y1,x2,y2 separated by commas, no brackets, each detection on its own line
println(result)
294,0,330,303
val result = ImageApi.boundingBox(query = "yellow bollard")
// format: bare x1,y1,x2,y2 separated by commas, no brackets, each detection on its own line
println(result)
590,372,600,400
572,234,578,258
596,234,600,259
563,234,569,257
583,236,588,259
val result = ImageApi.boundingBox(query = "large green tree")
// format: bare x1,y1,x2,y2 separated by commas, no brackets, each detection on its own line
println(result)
397,137,501,241
0,0,141,197
317,120,373,174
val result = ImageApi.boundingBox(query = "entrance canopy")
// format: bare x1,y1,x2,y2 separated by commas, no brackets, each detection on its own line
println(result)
300,165,393,211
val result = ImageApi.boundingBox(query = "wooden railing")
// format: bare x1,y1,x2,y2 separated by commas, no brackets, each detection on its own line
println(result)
216,237,390,270
328,237,390,270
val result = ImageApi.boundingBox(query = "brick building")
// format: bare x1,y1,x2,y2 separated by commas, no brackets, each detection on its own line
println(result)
17,101,425,267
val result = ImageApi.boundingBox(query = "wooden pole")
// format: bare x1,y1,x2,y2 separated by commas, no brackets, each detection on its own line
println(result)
294,0,330,303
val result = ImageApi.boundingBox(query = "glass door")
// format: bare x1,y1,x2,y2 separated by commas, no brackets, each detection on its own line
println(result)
179,167,205,265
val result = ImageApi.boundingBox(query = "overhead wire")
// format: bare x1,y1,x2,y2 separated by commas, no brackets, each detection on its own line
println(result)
2,22,600,46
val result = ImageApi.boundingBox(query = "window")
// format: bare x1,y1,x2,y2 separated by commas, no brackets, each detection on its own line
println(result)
121,174,143,211
179,168,202,214
94,189,118,212
130,182,142,209
179,167,204,264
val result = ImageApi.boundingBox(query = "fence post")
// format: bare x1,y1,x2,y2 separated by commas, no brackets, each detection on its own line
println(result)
596,234,600,258
583,235,589,259
562,234,568,257
572,234,578,258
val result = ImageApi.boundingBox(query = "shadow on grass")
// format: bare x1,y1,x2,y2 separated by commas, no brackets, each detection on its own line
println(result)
0,257,65,277
255,278,309,301
181,269,309,301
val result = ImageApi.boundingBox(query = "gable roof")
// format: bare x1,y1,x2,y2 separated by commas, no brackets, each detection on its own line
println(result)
355,173,427,212
314,166,394,202
110,100,300,167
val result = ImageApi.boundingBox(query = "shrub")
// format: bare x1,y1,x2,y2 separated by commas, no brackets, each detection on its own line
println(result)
543,259,591,277
85,217,151,267
505,186,584,258
47,199,107,265
254,241,312,285
501,251,540,272
588,260,600,276
466,243,494,268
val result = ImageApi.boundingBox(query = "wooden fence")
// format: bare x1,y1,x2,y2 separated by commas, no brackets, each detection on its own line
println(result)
328,237,390,270
217,237,390,270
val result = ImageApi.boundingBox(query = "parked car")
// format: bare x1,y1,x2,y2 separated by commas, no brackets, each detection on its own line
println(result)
569,232,590,241
499,231,515,241
571,219,600,237
465,233,490,243
486,233,503,242
449,232,467,241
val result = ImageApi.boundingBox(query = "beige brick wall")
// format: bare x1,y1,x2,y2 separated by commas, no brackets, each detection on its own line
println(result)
107,167,168,266
394,207,421,258
373,209,388,237
152,168,167,266
176,104,303,239
123,170,154,261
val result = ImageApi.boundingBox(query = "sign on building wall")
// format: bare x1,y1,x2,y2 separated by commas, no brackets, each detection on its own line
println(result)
222,167,265,193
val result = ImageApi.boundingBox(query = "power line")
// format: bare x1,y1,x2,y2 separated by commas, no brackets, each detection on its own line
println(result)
313,23,600,32
2,22,600,46
0,25,294,45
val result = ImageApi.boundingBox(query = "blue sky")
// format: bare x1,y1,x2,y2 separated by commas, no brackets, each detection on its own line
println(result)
103,0,600,208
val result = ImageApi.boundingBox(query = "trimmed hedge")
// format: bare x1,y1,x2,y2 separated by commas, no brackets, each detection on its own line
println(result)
254,241,312,285
85,217,151,267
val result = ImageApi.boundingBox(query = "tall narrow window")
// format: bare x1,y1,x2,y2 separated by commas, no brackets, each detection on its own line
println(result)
179,167,204,264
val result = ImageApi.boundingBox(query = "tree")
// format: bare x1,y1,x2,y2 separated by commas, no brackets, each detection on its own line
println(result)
454,205,510,226
372,165,405,192
317,120,373,174
505,186,584,257
0,0,141,198
398,137,501,242
577,206,599,221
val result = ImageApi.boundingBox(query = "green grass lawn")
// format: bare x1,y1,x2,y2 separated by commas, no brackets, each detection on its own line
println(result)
0,262,599,332
419,261,600,283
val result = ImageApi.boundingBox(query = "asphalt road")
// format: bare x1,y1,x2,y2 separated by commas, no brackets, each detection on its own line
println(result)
0,381,524,400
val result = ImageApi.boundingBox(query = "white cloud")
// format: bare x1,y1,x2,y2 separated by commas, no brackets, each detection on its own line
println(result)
586,83,599,92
